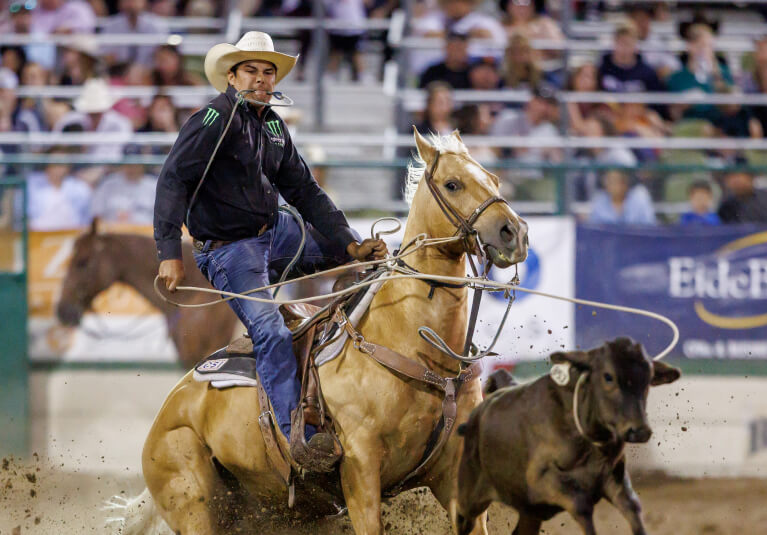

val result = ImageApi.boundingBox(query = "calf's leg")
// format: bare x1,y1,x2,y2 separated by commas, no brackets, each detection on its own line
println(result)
603,460,646,535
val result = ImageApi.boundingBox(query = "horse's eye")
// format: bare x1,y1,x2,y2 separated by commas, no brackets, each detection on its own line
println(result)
444,180,461,192
603,373,614,384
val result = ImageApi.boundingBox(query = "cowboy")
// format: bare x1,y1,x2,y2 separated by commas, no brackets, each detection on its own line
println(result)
153,31,387,461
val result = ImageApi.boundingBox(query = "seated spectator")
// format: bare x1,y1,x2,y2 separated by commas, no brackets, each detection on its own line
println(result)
31,0,97,35
326,0,369,83
566,61,611,136
139,94,178,133
74,78,133,159
589,169,656,225
739,37,767,135
581,116,637,167
599,21,663,93
18,62,49,132
490,84,561,165
102,0,169,69
667,24,733,124
627,3,681,80
612,101,668,140
410,0,506,74
418,30,471,90
679,180,721,225
717,168,767,223
416,81,455,136
573,116,637,200
150,0,177,16
468,57,502,91
502,34,543,93
27,147,92,231
1,45,26,79
714,88,763,139
57,36,102,86
111,63,152,129
499,0,564,63
4,1,56,71
55,79,134,185
151,45,203,87
453,103,496,162
0,67,42,135
91,151,156,224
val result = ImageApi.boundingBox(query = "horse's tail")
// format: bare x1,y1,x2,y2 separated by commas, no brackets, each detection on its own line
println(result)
104,487,172,535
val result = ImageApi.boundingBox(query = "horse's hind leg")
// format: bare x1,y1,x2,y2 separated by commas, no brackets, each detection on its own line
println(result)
143,426,223,535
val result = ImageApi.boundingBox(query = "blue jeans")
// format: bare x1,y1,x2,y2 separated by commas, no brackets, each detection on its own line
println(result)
194,211,358,439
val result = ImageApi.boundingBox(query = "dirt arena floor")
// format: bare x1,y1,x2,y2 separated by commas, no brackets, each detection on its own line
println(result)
2,456,766,535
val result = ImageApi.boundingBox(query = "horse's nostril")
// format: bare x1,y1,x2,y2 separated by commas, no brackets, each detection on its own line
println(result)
500,223,515,244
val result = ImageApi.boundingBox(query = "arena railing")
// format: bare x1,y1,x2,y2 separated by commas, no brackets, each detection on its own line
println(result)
4,152,765,216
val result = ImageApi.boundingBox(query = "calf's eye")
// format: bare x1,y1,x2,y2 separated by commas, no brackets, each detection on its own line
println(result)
603,373,614,384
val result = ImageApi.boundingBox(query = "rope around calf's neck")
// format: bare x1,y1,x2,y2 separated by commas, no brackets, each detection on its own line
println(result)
153,235,679,362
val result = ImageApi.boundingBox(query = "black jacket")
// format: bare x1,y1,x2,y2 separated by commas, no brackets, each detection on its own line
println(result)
153,85,357,261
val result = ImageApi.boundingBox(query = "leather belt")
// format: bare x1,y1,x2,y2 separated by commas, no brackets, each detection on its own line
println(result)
192,224,268,253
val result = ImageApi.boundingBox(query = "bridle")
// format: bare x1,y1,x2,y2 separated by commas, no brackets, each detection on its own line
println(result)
417,149,516,360
421,150,511,277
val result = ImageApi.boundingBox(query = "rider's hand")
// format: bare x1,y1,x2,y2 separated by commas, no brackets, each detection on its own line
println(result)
159,259,185,292
347,239,388,262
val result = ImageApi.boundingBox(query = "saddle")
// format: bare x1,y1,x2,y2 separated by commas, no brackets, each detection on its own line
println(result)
194,301,342,476
192,265,376,479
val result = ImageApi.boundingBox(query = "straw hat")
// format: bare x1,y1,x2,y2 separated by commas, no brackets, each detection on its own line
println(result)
73,78,115,114
204,31,297,93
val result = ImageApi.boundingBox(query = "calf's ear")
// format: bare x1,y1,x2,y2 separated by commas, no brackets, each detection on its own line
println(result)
550,350,592,369
651,360,681,386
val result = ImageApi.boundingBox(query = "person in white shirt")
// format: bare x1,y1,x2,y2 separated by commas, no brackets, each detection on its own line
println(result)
91,157,157,224
102,0,169,68
411,0,507,74
27,149,92,231
31,0,97,35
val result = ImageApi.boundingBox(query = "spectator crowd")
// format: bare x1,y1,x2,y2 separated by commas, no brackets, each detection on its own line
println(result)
0,0,765,229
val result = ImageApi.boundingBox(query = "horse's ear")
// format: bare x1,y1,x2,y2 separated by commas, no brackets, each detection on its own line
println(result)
90,217,99,235
451,129,464,145
413,126,437,165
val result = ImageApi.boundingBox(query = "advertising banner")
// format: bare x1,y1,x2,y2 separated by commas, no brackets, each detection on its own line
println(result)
28,217,574,364
28,225,177,361
575,224,767,360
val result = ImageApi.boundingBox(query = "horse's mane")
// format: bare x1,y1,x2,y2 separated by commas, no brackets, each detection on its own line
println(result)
405,134,466,206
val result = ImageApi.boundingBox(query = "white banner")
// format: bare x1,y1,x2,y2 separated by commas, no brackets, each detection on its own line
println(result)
348,216,575,374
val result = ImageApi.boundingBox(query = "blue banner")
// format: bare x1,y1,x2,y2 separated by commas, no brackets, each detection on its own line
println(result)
575,224,767,359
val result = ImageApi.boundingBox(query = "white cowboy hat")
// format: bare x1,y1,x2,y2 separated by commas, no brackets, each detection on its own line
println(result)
73,78,116,114
204,31,298,93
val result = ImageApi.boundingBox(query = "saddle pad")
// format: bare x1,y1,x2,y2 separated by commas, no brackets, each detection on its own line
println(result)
193,351,259,388
315,272,390,367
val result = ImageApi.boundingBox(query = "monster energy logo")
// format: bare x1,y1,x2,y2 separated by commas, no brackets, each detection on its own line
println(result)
202,107,220,126
265,120,284,145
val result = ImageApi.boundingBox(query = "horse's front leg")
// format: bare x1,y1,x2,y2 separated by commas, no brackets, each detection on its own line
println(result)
340,444,384,535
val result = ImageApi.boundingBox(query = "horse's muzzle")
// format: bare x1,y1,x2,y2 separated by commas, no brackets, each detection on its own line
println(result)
56,301,83,326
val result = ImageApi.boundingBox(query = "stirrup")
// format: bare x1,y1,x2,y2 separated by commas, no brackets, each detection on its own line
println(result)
289,409,342,473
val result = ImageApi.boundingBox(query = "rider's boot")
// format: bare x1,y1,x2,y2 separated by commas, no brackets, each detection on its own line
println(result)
289,409,342,473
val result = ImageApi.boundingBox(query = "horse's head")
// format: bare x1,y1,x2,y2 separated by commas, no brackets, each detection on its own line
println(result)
408,128,528,267
56,220,120,326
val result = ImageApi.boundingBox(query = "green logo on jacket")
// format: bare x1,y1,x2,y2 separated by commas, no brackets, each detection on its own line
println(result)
265,120,284,146
202,107,220,127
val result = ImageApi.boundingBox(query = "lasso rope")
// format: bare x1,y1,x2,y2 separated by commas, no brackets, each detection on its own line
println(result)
154,230,679,362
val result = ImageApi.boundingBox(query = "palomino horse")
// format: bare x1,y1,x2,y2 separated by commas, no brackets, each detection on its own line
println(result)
129,130,528,534
57,223,239,367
